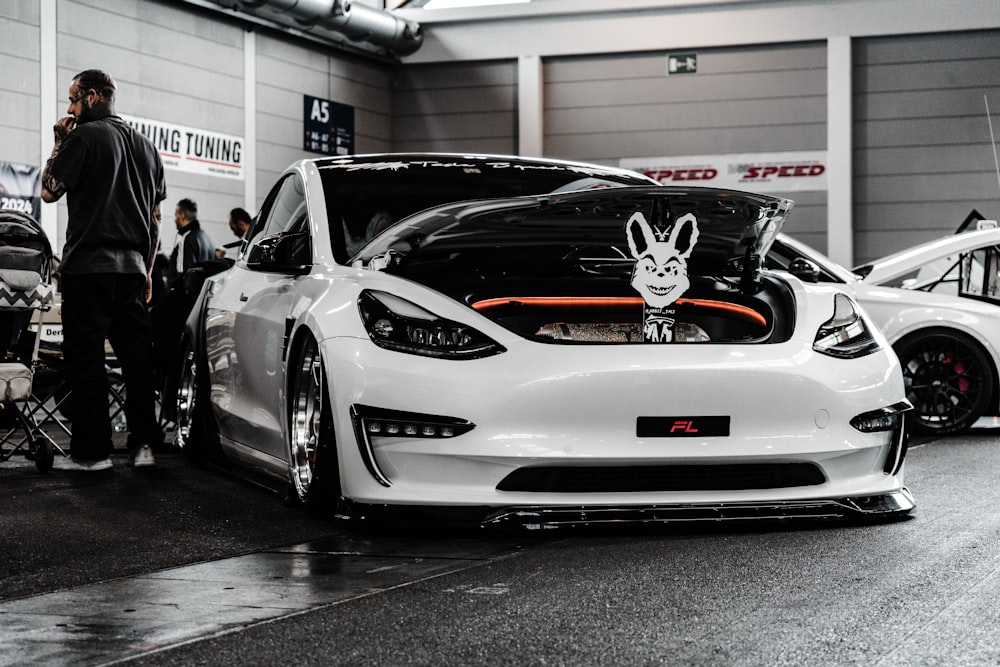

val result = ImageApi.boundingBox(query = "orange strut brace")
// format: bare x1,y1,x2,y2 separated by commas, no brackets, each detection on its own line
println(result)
471,296,766,327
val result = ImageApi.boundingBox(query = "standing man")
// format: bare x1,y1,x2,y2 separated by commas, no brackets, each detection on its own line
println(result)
41,69,165,471
168,198,214,285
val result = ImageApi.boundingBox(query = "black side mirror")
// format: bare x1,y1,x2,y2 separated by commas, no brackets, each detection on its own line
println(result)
789,257,821,283
246,232,312,275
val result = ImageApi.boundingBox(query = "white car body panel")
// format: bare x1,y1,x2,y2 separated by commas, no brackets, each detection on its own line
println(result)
858,227,1000,286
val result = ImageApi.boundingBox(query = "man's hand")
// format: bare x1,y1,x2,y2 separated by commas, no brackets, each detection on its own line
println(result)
145,272,153,304
41,117,75,203
52,116,75,150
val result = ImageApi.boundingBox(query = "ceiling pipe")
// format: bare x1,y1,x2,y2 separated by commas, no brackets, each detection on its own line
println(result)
208,0,423,56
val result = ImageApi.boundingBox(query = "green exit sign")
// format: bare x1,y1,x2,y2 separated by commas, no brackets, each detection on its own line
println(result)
667,53,698,75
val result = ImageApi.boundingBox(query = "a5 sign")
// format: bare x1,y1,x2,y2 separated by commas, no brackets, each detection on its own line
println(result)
303,94,355,156
636,416,730,437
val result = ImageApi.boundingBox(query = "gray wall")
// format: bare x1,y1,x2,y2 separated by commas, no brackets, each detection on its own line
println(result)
541,43,829,251
853,29,1000,264
392,60,517,154
0,2,41,166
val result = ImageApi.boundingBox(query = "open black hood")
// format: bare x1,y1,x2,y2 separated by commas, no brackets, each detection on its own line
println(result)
359,186,793,285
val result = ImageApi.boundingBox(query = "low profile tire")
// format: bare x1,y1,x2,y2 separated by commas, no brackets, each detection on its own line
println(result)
287,336,341,513
896,330,993,435
174,335,223,465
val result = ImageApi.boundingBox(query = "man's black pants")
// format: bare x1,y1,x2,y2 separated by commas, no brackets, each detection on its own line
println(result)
61,273,160,461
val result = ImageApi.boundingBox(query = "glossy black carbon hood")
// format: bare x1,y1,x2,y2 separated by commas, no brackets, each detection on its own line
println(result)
359,186,794,283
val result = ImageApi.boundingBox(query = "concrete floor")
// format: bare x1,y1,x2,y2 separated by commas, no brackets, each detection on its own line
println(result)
2,424,1000,665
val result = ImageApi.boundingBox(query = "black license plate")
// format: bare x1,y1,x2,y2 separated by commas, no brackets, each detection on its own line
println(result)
636,416,730,437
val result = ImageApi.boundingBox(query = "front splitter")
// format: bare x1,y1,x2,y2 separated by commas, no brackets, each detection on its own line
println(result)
481,489,916,529
341,488,915,530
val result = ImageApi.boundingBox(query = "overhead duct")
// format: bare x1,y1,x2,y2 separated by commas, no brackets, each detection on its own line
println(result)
209,0,423,56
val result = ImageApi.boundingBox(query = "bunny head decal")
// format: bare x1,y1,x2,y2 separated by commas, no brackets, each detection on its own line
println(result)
626,211,700,310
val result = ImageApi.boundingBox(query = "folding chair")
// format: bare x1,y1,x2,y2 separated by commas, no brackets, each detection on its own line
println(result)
0,210,62,471
0,296,59,469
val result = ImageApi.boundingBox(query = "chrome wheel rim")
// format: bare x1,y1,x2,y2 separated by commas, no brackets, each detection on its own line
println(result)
290,342,322,500
175,346,197,449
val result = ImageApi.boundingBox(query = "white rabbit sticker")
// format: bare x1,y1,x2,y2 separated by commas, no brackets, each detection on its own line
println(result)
626,211,700,342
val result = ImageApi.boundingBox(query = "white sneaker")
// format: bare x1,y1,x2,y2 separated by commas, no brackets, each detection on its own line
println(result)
130,444,156,468
54,456,113,472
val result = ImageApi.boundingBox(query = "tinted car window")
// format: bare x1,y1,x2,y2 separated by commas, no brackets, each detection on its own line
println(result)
258,175,308,240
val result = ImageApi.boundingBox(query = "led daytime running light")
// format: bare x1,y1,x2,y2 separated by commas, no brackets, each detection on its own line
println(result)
851,410,901,433
365,419,460,438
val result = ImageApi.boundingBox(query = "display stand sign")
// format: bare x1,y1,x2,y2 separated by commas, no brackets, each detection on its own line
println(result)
304,95,355,156
621,151,828,193
121,114,245,180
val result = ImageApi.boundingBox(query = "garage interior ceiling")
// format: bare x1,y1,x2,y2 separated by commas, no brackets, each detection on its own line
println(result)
181,0,423,58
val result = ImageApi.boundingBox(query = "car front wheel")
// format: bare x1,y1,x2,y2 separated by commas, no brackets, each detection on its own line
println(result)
174,336,223,464
896,330,993,435
287,336,341,511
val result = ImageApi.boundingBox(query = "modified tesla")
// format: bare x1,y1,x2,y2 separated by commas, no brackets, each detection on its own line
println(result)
175,154,914,527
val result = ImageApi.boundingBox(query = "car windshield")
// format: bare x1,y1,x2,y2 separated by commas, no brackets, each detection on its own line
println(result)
316,156,653,263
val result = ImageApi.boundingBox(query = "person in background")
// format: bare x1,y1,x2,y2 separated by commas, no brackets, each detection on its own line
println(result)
40,68,165,471
222,206,252,254
168,198,214,286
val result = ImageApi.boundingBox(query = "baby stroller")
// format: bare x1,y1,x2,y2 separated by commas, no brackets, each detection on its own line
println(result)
0,209,57,472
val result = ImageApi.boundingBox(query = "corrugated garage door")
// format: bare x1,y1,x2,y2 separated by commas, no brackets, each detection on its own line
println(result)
853,29,1000,264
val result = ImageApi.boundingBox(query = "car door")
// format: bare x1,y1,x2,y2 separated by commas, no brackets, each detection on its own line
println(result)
204,173,313,465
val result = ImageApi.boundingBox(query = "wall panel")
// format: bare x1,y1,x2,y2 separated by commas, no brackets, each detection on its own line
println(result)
543,43,828,162
853,29,1000,264
391,60,517,154
0,1,41,166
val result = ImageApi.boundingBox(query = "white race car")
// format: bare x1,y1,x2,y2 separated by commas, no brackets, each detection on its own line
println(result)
175,154,914,527
771,224,1000,436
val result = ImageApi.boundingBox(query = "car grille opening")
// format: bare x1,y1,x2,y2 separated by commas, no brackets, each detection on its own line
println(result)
496,463,826,493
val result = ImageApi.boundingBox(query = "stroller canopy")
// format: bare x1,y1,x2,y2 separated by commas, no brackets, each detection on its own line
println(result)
0,210,54,310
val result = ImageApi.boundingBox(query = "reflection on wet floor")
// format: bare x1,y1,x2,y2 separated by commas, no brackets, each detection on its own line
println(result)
0,531,531,666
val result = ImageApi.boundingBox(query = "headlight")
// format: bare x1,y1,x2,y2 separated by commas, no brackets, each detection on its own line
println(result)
813,293,880,359
358,290,506,359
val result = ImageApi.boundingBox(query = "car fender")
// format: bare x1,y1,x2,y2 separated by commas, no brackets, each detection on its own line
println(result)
856,286,1000,359
857,291,1000,412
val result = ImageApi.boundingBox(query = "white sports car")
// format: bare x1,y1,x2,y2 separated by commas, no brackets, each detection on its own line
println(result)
175,154,914,527
770,224,1000,435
